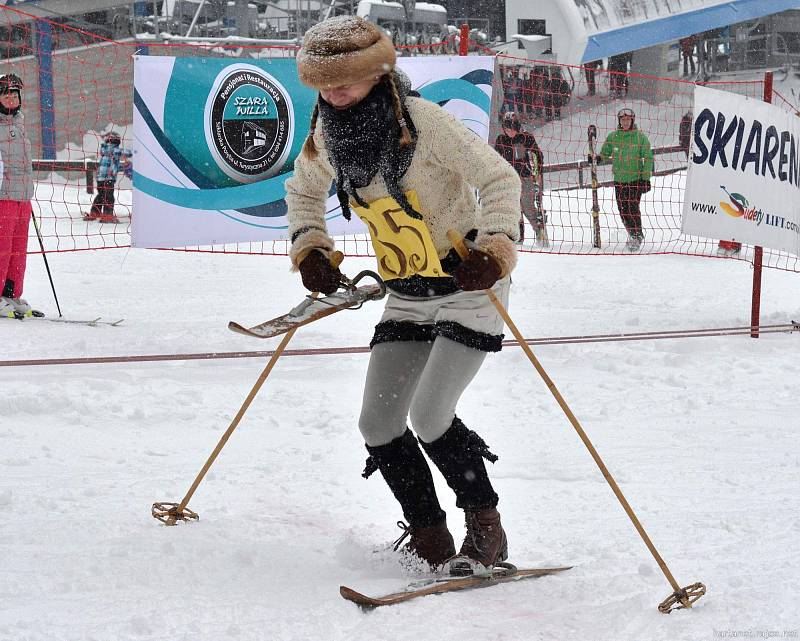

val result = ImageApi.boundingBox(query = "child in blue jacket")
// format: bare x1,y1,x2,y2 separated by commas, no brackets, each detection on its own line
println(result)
84,131,132,223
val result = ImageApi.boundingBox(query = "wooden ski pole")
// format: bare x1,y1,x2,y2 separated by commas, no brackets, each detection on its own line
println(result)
151,323,299,525
446,230,705,613
152,254,343,526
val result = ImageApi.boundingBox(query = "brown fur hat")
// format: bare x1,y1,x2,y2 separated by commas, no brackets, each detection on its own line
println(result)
297,16,396,90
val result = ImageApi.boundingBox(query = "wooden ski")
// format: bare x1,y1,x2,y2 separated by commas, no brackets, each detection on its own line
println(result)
229,282,385,339
588,125,602,249
340,566,572,607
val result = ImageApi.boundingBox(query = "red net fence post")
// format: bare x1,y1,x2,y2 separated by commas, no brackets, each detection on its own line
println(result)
459,24,469,56
751,70,773,338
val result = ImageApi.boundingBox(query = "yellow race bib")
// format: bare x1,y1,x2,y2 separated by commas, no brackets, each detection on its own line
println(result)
352,190,445,280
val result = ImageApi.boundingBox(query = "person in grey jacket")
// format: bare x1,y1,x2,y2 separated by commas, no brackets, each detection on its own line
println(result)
0,73,35,318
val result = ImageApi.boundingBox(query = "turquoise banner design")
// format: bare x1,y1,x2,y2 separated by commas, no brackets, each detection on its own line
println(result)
134,58,494,220
161,58,315,188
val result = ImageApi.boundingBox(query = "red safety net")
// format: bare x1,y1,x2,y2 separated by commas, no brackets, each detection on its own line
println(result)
1,5,798,274
488,53,800,272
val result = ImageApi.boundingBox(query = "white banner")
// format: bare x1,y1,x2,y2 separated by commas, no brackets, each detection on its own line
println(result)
682,85,800,256
131,56,494,248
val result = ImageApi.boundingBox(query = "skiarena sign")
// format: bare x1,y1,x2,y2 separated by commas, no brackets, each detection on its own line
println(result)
131,55,495,248
682,85,800,256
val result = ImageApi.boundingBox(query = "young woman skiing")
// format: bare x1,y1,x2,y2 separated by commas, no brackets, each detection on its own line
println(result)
285,16,521,575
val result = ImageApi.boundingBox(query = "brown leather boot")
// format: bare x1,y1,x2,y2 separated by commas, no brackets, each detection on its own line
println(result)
393,519,456,570
449,508,508,575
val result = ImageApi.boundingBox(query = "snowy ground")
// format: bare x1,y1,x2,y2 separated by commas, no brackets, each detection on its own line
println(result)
2,226,800,640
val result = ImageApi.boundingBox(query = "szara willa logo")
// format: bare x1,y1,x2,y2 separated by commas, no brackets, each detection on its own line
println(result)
204,64,294,183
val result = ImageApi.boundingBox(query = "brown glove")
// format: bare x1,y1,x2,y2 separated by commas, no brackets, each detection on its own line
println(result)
452,248,502,291
298,250,343,295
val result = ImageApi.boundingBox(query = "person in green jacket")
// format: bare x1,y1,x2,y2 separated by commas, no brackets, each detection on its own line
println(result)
592,107,654,251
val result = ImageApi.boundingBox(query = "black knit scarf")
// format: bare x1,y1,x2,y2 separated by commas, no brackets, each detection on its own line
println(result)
317,73,421,221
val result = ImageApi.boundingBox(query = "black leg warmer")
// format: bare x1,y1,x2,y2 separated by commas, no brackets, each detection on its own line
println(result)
419,416,499,510
363,429,447,528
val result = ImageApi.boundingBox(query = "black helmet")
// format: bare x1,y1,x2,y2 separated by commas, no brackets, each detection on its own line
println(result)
501,112,521,132
0,73,23,94
0,73,23,115
104,131,122,146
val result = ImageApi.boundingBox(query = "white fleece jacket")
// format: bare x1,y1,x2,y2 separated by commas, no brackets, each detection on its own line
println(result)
285,96,521,277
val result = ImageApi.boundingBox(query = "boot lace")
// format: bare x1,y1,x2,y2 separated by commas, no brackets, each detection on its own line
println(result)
466,429,498,464
361,455,379,479
464,512,484,554
392,521,412,551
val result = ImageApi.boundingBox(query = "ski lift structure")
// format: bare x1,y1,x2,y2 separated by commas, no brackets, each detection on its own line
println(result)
356,0,449,51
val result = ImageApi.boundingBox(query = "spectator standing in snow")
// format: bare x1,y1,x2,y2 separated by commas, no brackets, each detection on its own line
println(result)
84,131,132,224
680,36,697,77
494,112,546,245
500,66,517,114
531,66,549,119
548,67,571,120
286,16,521,576
679,110,693,157
608,53,630,97
0,73,35,319
591,107,653,251
584,59,601,96
521,69,536,118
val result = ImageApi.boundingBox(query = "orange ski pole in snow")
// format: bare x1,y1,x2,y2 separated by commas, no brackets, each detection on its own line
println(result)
152,253,344,526
446,229,705,613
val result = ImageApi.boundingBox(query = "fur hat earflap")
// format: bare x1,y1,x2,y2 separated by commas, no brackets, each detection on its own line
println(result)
297,16,396,90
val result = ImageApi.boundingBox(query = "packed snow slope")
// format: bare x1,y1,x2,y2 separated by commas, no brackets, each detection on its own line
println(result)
1,242,799,641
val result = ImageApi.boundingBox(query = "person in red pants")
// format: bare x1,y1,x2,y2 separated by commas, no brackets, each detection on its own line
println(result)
0,73,35,318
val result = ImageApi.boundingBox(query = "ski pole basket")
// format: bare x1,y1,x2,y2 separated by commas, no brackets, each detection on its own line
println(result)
151,501,199,526
658,582,707,613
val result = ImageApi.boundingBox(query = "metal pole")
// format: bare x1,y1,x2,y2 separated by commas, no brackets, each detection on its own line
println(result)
751,70,773,338
34,19,56,161
30,211,62,317
235,0,250,38
186,0,206,37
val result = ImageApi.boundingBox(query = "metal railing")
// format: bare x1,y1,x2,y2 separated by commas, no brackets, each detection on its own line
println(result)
33,159,98,193
544,144,687,191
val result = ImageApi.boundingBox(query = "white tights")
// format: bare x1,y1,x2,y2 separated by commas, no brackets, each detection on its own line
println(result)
358,336,487,447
